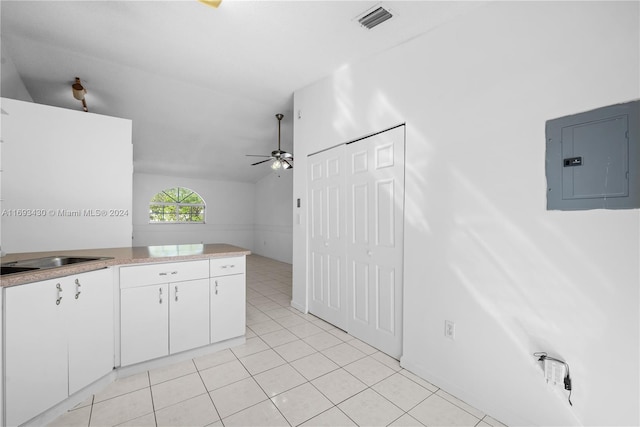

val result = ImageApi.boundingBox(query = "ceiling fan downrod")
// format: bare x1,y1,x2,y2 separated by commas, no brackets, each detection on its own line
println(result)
276,113,283,151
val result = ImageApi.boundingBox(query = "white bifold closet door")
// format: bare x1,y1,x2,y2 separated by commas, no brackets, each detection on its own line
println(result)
308,145,348,330
308,125,404,358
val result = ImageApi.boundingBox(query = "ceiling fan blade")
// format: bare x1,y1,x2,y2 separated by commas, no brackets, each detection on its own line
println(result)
282,159,293,169
251,158,273,166
246,154,272,158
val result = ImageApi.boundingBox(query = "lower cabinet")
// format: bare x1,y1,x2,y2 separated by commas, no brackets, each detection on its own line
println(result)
120,277,211,365
2,255,247,426
120,283,169,366
119,258,246,366
170,279,210,354
210,274,246,343
4,268,114,427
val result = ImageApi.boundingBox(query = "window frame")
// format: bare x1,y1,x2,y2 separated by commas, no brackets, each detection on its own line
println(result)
148,187,206,224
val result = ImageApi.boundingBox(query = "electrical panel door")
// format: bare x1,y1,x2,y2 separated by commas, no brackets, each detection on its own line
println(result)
546,100,639,210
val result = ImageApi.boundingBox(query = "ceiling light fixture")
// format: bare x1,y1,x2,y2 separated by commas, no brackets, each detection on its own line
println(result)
358,6,393,29
72,77,88,112
246,113,293,170
198,0,222,8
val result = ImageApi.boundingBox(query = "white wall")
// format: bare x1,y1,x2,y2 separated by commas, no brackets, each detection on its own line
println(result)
292,2,639,426
253,171,293,263
132,173,255,251
1,98,133,253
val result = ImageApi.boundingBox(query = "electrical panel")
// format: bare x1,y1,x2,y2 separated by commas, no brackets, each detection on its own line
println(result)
546,100,639,210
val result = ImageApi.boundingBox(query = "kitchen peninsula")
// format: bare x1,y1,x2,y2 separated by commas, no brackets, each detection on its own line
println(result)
0,243,250,287
1,243,250,427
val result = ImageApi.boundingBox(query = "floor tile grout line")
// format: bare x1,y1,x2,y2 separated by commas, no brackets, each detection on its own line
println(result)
434,390,486,421
246,369,294,426
146,371,159,427
194,365,225,425
86,394,95,427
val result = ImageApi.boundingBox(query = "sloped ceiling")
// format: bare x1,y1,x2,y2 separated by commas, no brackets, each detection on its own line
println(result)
1,0,485,182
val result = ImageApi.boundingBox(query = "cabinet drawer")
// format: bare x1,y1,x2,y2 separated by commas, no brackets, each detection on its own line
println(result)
120,260,209,288
210,256,245,277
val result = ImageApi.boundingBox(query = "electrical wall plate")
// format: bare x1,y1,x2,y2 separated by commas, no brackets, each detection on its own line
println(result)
544,358,566,386
444,320,455,340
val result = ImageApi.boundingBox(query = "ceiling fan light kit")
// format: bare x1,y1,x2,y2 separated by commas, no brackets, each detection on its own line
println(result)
247,113,293,170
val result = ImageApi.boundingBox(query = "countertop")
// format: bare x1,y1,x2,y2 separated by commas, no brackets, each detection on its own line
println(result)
0,243,251,287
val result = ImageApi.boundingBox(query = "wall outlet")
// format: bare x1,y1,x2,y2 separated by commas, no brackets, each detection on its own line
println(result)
445,320,455,340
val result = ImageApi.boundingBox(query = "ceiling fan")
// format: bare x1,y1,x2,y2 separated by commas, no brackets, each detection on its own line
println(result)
247,113,293,170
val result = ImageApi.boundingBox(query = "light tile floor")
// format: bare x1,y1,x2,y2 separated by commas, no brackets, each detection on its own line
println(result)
49,254,507,427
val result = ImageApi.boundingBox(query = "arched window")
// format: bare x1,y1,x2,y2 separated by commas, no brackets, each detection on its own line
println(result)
149,187,205,223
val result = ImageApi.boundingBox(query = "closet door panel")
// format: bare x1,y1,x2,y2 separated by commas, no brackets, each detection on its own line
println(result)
346,126,405,358
308,145,347,330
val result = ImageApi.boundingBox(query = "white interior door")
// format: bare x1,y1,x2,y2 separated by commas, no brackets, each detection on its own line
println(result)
308,145,348,330
346,126,405,358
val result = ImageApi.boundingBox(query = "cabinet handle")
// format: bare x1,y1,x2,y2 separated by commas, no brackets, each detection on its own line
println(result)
159,287,163,304
175,285,179,302
215,280,219,295
221,265,235,269
75,278,82,299
159,271,178,276
56,283,63,305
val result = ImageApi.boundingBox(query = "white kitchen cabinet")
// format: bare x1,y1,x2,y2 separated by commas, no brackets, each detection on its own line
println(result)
169,278,210,354
119,260,210,365
119,257,247,366
120,284,169,366
210,256,246,343
210,274,246,343
4,268,114,427
67,269,115,393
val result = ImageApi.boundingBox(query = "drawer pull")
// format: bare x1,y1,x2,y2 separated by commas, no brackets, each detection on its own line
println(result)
75,278,82,299
221,265,235,269
56,283,63,305
159,271,178,276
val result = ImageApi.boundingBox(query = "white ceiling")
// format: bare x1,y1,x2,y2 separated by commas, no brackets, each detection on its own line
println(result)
1,0,484,182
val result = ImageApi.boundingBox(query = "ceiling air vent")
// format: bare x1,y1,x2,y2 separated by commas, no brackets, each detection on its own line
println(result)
358,7,393,29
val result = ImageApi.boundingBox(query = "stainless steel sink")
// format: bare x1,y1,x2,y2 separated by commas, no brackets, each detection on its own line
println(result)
1,266,39,275
1,255,113,275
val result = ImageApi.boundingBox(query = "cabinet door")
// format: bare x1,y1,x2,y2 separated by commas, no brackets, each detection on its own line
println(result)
4,279,68,427
121,284,169,365
210,274,245,343
68,268,114,394
169,278,210,354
